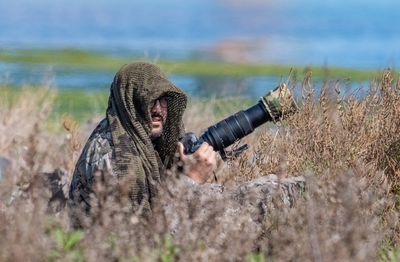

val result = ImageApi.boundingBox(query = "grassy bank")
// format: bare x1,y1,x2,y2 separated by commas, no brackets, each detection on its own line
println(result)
0,85,255,128
0,48,388,80
0,86,108,123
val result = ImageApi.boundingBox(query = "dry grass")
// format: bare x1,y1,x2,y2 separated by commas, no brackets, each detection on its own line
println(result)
1,70,400,261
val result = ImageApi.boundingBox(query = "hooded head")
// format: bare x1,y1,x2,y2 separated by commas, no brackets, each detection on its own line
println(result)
106,62,187,211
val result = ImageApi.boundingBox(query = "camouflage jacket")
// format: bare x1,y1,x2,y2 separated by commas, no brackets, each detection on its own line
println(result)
69,118,116,213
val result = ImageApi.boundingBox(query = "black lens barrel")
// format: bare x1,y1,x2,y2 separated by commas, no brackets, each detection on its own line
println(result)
200,101,271,152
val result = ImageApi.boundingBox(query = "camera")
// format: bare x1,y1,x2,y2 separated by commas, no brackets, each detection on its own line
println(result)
181,84,297,159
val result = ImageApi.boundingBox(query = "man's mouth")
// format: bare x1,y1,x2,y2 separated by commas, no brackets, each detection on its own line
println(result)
151,114,163,124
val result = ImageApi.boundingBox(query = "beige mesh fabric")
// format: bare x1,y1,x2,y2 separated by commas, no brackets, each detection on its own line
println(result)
261,83,298,122
106,62,187,213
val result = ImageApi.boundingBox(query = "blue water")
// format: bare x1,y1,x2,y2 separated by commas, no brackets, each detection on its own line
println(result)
0,61,286,97
0,0,398,97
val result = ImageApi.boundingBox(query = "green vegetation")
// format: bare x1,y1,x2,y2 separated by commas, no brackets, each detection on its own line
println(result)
0,85,257,126
380,241,400,262
0,85,108,123
160,235,180,262
0,48,387,80
49,228,84,262
52,90,108,122
245,252,266,262
0,49,125,71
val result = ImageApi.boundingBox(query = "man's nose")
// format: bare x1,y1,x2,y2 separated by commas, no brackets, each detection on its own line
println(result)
151,100,162,112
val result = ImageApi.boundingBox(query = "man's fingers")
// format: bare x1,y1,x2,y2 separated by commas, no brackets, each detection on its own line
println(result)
205,144,214,155
193,143,212,160
193,143,216,166
205,144,217,161
181,141,218,184
196,142,209,154
207,150,217,168
192,143,206,159
177,142,187,161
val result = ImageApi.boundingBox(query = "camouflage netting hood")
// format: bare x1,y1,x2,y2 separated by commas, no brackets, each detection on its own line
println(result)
107,62,187,212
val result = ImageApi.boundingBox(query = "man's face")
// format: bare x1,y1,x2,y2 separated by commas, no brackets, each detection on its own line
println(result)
150,96,168,139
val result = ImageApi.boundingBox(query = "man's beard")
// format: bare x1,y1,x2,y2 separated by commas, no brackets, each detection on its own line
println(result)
150,127,163,140
150,112,165,140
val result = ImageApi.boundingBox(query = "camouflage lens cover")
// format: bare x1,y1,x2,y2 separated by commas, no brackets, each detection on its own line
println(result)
260,83,298,122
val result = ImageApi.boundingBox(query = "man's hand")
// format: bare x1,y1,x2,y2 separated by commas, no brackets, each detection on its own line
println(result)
178,142,218,184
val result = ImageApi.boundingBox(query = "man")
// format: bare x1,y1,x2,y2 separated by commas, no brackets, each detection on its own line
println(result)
69,62,217,220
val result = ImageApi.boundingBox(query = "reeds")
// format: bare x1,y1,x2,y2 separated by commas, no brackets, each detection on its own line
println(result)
0,70,399,261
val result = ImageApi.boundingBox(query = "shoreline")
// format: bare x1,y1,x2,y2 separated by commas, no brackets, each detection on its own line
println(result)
0,48,391,81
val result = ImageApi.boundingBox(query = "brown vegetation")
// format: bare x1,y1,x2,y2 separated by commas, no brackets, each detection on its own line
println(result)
0,70,400,261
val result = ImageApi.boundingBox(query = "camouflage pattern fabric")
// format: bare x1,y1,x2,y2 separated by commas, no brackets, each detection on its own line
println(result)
261,83,298,122
68,119,114,217
69,62,187,220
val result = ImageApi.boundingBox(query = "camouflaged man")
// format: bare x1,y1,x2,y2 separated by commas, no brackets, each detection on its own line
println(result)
68,62,218,221
68,62,303,227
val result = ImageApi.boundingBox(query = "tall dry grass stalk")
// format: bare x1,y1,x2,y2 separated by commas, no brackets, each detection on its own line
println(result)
232,70,400,188
0,71,400,261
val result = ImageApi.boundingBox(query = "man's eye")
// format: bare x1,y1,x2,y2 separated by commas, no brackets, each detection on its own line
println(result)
158,97,168,108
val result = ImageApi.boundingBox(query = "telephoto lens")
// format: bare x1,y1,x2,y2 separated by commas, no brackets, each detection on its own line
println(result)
181,83,297,158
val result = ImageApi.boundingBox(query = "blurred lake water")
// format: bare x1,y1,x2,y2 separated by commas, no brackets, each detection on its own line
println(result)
0,0,398,97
